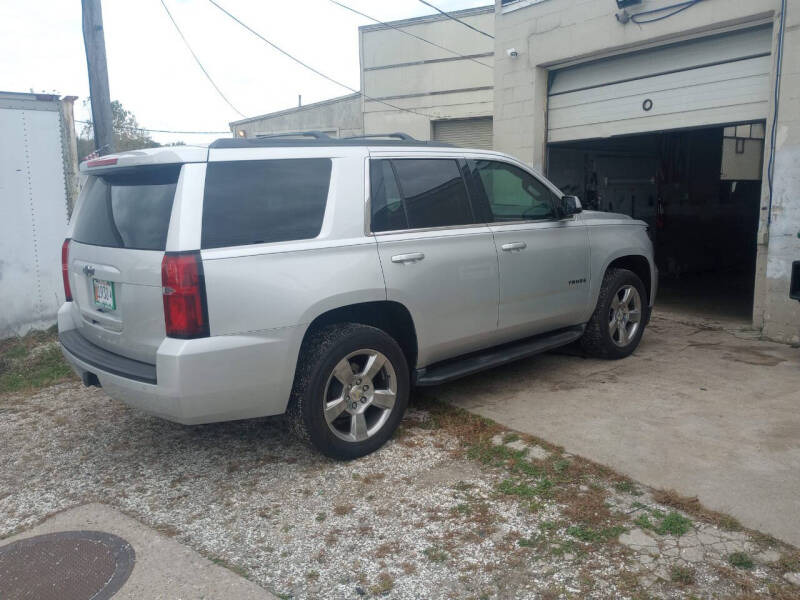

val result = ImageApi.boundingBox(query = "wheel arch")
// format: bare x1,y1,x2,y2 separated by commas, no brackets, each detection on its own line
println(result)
300,300,419,369
606,254,653,305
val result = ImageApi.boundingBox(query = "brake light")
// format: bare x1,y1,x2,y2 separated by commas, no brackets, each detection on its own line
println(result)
161,252,210,339
62,238,72,301
86,157,118,168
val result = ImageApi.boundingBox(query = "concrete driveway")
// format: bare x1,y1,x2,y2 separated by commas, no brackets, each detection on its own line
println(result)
437,312,800,546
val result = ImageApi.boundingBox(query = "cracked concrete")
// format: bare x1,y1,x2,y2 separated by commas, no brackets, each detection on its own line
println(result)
443,312,800,546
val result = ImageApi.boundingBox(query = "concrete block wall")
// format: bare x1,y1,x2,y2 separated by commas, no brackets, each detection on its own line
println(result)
360,7,494,139
494,0,800,343
230,93,363,139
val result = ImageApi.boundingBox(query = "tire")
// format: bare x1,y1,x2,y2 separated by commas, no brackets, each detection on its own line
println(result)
286,323,410,460
580,268,648,359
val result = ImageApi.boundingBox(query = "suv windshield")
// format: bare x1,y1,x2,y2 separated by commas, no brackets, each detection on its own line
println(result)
72,164,180,251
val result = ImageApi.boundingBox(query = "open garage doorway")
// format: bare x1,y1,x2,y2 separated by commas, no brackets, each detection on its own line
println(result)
547,123,765,324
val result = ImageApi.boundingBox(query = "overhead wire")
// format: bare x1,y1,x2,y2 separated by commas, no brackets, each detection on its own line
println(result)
160,0,246,117
329,0,492,69
206,0,434,118
416,0,494,39
77,120,230,135
629,0,704,24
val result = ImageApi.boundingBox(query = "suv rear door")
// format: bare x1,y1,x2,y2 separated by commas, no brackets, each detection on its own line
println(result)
369,155,499,367
66,164,181,364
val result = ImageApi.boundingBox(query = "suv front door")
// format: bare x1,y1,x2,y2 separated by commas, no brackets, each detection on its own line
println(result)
369,157,499,367
470,158,589,341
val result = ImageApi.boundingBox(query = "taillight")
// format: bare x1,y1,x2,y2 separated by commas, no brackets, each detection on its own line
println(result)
62,238,72,301
161,251,210,339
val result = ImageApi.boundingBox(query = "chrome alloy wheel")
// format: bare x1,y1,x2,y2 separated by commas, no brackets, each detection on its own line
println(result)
322,349,397,442
608,284,642,347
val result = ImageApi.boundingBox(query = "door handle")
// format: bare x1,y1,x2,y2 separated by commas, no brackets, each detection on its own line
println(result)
391,252,425,264
501,242,527,252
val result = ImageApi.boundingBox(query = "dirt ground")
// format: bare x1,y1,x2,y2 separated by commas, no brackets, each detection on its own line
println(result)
2,357,799,598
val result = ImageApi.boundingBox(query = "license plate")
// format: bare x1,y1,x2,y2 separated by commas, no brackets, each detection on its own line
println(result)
93,278,116,310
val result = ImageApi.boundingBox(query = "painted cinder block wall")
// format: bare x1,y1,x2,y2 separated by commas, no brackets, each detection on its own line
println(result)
493,0,800,343
229,93,364,139
359,7,495,139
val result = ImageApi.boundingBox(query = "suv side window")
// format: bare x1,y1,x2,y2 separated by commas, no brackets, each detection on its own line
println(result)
201,158,331,249
370,158,474,231
473,159,558,222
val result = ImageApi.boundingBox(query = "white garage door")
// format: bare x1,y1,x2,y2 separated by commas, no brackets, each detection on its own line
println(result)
547,26,772,143
433,117,493,149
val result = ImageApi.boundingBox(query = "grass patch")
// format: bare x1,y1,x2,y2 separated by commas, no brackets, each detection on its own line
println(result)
502,433,520,444
370,572,394,595
633,514,653,530
656,512,692,536
633,506,691,537
423,547,448,563
566,524,626,544
496,477,553,500
552,458,571,474
0,327,75,394
652,489,740,532
613,480,642,496
728,551,754,570
670,565,695,585
518,536,538,547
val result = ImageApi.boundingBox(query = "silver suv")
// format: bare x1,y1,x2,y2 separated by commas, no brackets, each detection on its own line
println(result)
59,132,656,459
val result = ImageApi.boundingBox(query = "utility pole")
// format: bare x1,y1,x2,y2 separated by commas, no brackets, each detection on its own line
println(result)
81,0,114,154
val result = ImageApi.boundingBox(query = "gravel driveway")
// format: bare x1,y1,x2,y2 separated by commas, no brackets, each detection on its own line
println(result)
2,380,798,599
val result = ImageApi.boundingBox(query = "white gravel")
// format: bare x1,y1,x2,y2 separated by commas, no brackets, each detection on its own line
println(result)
1,381,796,599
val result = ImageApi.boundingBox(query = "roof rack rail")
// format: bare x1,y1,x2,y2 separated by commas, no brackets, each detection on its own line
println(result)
208,131,453,149
254,130,332,140
343,132,417,141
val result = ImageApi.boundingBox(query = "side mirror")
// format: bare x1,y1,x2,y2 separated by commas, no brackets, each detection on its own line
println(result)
559,195,582,218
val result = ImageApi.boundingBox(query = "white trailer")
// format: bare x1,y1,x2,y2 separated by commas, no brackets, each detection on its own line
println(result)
0,91,78,338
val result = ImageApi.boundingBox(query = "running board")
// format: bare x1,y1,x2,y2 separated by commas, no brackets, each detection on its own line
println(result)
414,325,585,387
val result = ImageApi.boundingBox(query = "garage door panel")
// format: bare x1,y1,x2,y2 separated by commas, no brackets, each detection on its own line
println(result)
549,74,770,141
549,103,770,143
549,56,770,110
550,26,772,95
547,26,772,143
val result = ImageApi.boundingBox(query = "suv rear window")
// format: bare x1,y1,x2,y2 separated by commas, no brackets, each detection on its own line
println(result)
201,159,332,249
72,164,180,251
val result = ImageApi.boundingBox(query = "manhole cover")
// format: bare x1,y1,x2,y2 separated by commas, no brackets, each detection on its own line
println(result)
0,530,135,600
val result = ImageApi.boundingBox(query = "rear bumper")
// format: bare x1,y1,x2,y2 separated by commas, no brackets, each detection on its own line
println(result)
57,303,302,424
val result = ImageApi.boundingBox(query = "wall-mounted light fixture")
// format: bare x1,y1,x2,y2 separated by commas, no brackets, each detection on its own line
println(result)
506,48,519,58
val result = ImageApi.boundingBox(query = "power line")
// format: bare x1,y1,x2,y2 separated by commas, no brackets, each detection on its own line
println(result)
329,0,492,69
206,0,433,118
630,0,704,24
77,119,230,135
160,0,245,117
416,0,494,39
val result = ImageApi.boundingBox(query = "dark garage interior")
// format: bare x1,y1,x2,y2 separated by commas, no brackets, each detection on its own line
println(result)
547,123,765,324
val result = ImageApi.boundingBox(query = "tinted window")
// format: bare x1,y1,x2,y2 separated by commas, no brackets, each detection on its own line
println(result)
474,160,557,221
72,165,179,251
392,159,474,229
370,160,408,232
201,159,331,249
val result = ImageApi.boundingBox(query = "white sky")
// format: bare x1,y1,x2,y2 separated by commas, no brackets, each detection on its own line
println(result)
1,0,489,146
